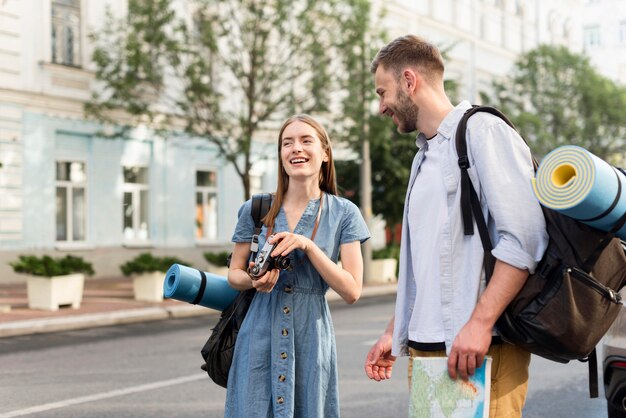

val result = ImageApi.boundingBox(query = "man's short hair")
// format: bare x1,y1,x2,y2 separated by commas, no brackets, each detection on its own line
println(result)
370,35,445,83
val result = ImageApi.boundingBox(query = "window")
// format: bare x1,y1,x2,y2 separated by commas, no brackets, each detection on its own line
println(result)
56,161,86,242
123,167,150,241
196,170,218,241
51,0,81,66
620,21,626,44
584,25,601,49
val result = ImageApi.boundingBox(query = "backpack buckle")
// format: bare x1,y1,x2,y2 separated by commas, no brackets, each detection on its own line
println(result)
458,156,470,169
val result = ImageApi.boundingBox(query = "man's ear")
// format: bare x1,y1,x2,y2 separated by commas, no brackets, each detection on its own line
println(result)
402,69,419,94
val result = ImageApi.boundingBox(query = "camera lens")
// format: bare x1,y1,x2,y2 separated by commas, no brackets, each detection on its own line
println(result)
277,257,291,270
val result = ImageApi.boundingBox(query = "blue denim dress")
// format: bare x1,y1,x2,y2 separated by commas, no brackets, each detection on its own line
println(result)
225,193,370,418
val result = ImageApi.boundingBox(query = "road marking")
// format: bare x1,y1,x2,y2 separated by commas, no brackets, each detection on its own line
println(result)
0,374,205,417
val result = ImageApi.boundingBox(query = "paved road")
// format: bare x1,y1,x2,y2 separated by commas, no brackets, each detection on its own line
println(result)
0,294,610,417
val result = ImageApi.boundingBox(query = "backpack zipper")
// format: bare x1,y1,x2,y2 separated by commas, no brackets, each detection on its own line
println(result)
568,267,622,304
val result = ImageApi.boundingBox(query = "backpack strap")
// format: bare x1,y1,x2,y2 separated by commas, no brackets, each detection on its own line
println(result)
249,193,273,254
587,349,599,398
455,106,533,236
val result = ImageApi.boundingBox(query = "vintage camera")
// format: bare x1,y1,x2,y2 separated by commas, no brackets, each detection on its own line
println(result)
248,239,291,279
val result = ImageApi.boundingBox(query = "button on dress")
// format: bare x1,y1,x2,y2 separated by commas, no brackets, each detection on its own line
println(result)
225,193,370,418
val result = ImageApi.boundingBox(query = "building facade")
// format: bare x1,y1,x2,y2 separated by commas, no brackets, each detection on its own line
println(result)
0,0,277,282
0,0,583,282
374,0,582,102
582,0,626,84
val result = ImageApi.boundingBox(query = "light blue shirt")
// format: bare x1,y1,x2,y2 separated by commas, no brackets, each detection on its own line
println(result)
226,193,370,418
392,101,549,357
406,135,447,342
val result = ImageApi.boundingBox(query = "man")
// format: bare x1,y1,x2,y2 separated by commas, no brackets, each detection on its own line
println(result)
364,35,548,417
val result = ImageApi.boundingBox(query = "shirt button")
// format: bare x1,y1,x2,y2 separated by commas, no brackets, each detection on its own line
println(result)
283,306,290,314
284,286,293,293
278,374,286,382
282,328,289,336
277,396,285,404
280,352,288,360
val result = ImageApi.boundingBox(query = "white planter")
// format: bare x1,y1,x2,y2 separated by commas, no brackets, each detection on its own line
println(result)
367,258,398,284
27,273,85,311
132,271,165,302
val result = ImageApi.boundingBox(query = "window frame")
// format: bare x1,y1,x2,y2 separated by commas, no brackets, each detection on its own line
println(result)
583,25,602,49
619,20,626,45
122,165,151,246
50,0,82,67
195,168,219,244
55,160,88,244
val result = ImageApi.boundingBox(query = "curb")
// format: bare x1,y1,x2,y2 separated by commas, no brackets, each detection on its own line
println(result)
0,283,397,338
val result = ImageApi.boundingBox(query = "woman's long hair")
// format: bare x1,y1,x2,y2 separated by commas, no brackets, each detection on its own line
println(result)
262,114,337,227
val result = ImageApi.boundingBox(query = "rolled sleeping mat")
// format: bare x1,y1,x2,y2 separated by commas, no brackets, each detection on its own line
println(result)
163,264,239,311
532,145,626,240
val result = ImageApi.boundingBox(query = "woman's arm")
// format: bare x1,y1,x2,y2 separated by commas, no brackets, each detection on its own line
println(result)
268,233,364,304
227,242,254,290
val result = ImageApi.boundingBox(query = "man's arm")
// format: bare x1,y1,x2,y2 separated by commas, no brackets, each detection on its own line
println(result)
447,260,528,380
365,316,397,381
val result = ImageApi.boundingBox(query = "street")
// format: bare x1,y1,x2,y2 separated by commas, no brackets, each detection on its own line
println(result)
0,294,610,417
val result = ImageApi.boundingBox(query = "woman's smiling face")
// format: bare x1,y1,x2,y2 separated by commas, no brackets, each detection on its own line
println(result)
280,120,328,180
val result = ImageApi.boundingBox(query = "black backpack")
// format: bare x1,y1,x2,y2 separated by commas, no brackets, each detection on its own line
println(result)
200,193,273,387
455,106,626,397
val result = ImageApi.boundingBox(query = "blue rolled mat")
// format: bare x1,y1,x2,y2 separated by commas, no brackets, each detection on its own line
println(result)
532,145,626,240
163,264,239,311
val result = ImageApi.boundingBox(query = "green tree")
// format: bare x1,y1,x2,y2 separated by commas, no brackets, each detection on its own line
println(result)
482,45,626,161
86,0,362,199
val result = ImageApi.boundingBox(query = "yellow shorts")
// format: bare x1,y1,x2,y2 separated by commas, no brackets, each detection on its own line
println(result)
408,343,531,418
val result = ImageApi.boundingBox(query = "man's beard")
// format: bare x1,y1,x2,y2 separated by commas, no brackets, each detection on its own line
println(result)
393,89,419,133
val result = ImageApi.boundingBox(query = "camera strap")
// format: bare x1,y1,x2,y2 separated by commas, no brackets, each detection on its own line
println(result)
250,193,273,254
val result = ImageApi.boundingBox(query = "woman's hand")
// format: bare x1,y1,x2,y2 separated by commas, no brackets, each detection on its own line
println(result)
268,232,312,256
248,261,280,293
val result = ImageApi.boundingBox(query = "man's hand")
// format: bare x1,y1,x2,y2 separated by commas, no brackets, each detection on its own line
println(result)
447,318,492,380
448,260,530,380
365,333,396,381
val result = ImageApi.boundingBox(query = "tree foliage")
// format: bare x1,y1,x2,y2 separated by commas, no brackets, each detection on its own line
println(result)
87,0,366,199
482,45,626,161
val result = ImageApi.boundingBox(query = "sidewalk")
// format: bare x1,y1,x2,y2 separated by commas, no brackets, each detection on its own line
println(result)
0,277,397,338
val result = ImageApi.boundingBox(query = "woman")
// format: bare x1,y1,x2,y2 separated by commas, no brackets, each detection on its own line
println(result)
226,114,370,417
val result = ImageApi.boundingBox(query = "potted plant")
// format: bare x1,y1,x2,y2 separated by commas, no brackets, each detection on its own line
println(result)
121,253,192,302
203,251,231,277
369,244,400,284
10,255,94,311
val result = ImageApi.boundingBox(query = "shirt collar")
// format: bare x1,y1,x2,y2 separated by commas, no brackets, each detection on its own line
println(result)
415,100,473,147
